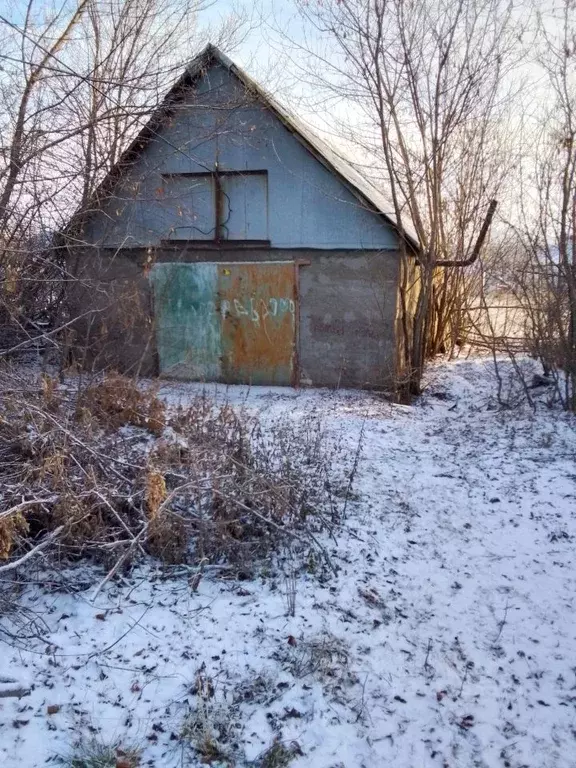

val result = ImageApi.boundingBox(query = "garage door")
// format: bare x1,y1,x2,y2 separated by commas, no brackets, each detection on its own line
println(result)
150,262,297,385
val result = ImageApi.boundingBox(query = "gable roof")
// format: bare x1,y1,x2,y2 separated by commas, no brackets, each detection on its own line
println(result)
66,44,419,249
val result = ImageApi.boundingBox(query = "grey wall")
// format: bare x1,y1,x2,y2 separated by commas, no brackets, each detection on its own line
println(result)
80,64,399,252
66,249,156,375
298,252,400,388
68,246,400,389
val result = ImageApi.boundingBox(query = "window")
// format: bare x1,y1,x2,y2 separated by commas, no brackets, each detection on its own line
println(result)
161,171,268,242
161,175,215,240
220,173,268,240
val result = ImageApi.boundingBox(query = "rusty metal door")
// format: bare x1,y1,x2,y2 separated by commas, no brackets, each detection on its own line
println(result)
218,262,296,385
150,262,296,385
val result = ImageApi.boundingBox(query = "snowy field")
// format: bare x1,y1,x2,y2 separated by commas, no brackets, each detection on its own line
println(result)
1,358,576,767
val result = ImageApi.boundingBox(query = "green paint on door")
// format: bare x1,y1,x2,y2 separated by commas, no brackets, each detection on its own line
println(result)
150,263,221,379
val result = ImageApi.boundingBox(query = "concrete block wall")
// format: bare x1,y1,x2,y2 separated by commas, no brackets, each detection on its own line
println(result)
67,246,401,389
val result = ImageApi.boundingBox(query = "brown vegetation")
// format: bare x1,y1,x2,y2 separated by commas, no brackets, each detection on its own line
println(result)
0,369,348,573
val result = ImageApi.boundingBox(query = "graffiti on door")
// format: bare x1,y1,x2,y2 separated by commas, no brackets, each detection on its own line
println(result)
220,297,295,325
150,262,297,384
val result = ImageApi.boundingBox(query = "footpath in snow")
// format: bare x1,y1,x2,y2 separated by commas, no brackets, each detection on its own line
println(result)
1,358,575,768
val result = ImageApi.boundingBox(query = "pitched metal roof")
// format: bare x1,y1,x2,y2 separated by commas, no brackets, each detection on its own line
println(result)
67,43,419,249
199,45,419,248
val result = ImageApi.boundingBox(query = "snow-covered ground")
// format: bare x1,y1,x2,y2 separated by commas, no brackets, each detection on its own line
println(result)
1,358,576,767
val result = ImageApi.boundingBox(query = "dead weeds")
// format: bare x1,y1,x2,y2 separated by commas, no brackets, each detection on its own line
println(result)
0,371,351,573
254,739,303,768
76,373,165,435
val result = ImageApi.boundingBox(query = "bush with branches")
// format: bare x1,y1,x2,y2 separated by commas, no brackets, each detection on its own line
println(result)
0,369,354,580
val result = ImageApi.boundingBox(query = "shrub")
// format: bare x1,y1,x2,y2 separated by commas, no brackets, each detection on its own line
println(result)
0,371,353,571
76,373,165,435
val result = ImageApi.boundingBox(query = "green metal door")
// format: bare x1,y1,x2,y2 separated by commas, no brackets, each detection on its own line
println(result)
150,262,296,384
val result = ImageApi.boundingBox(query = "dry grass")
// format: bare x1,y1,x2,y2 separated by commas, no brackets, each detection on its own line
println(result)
255,739,302,768
76,373,165,435
0,370,351,572
57,738,141,768
180,668,236,766
0,511,28,560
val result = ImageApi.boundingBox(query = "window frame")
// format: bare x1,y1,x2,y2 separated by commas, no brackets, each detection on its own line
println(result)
160,170,269,246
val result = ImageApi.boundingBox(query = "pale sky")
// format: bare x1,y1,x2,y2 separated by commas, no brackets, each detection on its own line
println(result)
199,0,368,156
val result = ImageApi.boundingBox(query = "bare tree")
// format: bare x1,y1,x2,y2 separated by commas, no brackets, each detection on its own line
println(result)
500,0,576,410
0,0,244,356
292,0,523,393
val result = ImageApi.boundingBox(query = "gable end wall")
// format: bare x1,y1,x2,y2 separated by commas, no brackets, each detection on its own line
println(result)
79,65,399,252
66,61,403,388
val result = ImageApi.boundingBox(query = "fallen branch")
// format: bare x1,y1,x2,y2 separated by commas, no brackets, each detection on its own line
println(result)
211,487,337,574
90,522,150,602
0,684,31,699
0,526,64,573
89,490,146,556
0,497,57,522
0,306,109,358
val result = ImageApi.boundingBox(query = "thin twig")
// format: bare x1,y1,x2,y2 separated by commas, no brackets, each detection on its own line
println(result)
86,607,150,661
90,522,150,602
342,414,366,519
0,526,64,573
0,497,57,521
493,600,510,644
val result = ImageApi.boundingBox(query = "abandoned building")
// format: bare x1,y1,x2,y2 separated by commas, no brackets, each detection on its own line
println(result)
64,44,419,388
